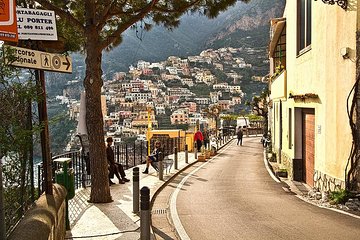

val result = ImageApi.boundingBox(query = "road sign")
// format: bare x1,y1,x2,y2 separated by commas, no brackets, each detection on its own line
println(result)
6,45,72,73
16,7,57,41
0,0,18,42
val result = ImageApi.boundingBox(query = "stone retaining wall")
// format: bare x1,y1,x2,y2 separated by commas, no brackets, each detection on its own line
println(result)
8,184,67,240
313,170,345,192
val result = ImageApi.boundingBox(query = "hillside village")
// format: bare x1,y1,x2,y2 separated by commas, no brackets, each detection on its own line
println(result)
57,46,267,147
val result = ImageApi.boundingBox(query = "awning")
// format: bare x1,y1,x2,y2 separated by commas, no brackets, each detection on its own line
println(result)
77,91,88,135
269,18,286,57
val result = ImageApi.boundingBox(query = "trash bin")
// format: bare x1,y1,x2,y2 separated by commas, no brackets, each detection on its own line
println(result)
53,157,75,230
55,168,75,199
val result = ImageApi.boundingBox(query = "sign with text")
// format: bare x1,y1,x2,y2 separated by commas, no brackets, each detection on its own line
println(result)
16,7,57,41
6,46,72,73
0,0,18,42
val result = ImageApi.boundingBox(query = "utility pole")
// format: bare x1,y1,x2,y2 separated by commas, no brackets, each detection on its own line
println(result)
35,68,53,195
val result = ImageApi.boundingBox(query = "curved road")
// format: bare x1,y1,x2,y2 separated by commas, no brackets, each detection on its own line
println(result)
171,137,360,240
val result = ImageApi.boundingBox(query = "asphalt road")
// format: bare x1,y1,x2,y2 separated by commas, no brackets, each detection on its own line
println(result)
170,137,360,240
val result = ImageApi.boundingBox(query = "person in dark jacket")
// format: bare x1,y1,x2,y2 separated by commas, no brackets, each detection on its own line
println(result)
106,137,130,185
237,127,243,146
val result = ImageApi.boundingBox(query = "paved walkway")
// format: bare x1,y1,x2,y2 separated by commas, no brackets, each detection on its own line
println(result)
65,150,200,240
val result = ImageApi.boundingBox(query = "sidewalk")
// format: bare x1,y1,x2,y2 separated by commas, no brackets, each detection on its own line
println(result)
65,151,198,240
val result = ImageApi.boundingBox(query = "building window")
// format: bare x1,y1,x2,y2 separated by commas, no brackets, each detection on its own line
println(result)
297,0,311,54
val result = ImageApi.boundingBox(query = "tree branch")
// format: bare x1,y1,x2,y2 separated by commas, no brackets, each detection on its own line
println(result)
152,0,202,14
96,0,125,31
99,0,158,50
35,0,85,33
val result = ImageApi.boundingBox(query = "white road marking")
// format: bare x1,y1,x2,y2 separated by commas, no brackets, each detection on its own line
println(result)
169,141,235,240
263,150,281,183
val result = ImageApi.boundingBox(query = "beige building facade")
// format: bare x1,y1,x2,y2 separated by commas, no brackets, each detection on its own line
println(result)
269,0,358,191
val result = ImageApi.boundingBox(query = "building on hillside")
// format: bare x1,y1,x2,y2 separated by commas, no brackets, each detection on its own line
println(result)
68,101,80,120
142,68,153,75
210,92,220,103
213,62,224,71
160,73,180,81
137,60,151,69
181,78,194,87
170,109,189,125
180,102,197,113
213,82,229,90
132,110,158,129
130,79,146,92
167,87,194,98
217,100,231,111
129,91,152,102
232,96,242,105
194,97,210,106
113,72,127,81
119,102,133,111
268,1,359,191
149,62,165,70
166,66,178,75
155,106,166,115
129,67,142,79
194,70,215,85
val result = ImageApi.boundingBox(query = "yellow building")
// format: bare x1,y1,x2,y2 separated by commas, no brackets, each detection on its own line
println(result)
268,1,358,191
149,129,194,152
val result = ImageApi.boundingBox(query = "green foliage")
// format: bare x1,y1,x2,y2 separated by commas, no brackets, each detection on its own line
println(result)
1,46,40,235
245,88,269,118
247,114,263,121
166,79,183,88
122,137,137,145
189,83,211,97
329,189,350,205
48,108,77,155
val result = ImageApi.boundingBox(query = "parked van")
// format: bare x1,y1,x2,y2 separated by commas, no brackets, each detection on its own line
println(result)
236,117,249,129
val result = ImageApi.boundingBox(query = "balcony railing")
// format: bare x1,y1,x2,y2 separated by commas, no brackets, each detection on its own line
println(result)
270,70,287,100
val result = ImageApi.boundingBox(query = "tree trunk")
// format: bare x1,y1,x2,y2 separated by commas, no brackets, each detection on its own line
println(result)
84,29,112,203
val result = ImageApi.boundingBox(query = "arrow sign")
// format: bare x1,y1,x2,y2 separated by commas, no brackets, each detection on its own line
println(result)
62,57,71,71
5,45,72,73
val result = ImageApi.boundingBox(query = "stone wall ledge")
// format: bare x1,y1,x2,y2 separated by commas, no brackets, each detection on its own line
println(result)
8,184,67,240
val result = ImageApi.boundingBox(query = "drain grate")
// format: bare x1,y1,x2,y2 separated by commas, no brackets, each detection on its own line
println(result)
152,209,167,215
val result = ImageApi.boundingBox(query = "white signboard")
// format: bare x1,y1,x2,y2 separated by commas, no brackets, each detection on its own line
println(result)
7,46,72,73
16,8,57,41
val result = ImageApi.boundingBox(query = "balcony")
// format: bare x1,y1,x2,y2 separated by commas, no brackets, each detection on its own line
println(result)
270,70,287,100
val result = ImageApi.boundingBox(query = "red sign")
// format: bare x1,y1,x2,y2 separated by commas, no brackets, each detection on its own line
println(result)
0,0,18,42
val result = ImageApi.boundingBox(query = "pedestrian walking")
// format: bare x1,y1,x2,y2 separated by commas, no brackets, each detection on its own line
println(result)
194,129,204,151
203,128,210,150
237,127,243,146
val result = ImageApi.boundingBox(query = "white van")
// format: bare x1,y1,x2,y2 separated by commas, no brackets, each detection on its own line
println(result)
236,117,249,129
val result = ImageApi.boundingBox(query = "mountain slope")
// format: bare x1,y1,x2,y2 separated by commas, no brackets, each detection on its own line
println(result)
102,0,285,75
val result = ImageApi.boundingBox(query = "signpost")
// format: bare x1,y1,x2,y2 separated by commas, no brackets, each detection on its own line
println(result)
0,0,18,42
2,6,68,197
6,46,72,73
4,44,72,195
16,8,57,41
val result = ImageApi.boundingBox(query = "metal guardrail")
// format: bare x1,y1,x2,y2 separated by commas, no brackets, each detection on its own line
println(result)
36,138,187,195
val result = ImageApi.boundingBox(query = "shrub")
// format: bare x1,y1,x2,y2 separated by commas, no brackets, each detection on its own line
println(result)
329,189,349,204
